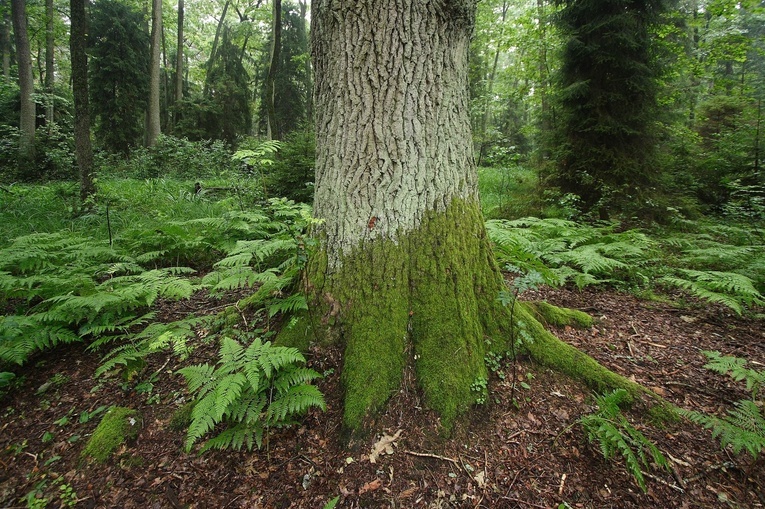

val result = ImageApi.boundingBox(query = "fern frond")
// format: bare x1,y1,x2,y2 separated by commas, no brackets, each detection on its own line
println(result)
681,404,765,459
267,384,327,424
579,389,668,492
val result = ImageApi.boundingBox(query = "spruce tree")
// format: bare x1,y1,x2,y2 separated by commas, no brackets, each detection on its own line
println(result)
89,0,150,155
552,0,671,218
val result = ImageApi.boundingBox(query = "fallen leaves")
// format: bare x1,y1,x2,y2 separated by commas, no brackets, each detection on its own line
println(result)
368,429,402,463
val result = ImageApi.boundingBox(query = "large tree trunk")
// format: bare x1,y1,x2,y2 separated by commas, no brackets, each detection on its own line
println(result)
306,0,510,431
11,0,34,168
302,0,660,433
147,0,162,146
70,0,94,201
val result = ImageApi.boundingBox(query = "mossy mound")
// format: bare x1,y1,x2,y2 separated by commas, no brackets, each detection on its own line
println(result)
526,301,594,329
81,406,141,463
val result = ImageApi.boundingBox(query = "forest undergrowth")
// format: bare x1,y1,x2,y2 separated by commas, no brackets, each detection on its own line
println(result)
1,172,764,507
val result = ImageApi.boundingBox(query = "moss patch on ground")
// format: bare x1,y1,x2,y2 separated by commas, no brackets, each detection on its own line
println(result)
81,406,141,463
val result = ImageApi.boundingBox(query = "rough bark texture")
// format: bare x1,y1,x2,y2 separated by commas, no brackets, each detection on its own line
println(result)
45,0,54,122
265,0,281,140
70,0,94,200
11,0,34,166
147,0,162,146
174,0,184,129
306,0,506,432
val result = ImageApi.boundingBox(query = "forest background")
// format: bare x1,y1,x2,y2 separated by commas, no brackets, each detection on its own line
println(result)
0,0,764,506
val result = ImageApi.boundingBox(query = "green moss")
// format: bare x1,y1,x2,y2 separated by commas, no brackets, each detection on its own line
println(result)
168,402,195,431
274,311,314,352
307,198,508,432
81,406,141,463
517,303,650,402
648,403,681,425
527,301,594,329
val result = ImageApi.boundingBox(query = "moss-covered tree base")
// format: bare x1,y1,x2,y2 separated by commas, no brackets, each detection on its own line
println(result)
300,198,667,433
306,198,509,432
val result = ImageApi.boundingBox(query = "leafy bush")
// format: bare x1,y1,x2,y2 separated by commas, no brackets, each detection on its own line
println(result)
100,135,236,180
178,334,325,452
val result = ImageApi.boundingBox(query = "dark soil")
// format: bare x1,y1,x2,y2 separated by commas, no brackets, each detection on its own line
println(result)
1,287,764,508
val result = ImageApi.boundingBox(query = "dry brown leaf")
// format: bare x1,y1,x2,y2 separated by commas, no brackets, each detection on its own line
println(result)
368,429,402,463
399,487,417,499
359,478,382,495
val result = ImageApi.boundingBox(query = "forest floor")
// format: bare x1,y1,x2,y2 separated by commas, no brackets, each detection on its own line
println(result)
1,285,764,509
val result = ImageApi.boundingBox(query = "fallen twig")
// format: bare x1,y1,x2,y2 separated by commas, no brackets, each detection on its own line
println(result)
404,450,459,466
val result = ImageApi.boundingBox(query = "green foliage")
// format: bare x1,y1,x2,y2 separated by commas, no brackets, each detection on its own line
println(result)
551,0,671,217
660,270,764,315
486,218,654,289
178,334,325,452
579,389,669,492
104,136,236,180
262,130,316,203
89,0,150,155
486,215,764,313
680,351,765,461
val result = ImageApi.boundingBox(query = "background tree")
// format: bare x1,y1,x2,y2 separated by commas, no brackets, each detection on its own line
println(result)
550,0,672,218
264,0,280,140
10,0,34,169
258,0,310,138
89,0,150,155
147,0,162,146
70,0,93,200
44,0,53,122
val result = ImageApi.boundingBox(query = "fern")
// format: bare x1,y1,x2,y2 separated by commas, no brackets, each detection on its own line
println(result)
682,402,765,460
679,352,765,460
178,335,325,452
93,316,205,377
579,389,669,492
660,270,764,315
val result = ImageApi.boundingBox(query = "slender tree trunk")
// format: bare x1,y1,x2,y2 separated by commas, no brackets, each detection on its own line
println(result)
299,0,312,121
477,0,509,166
45,0,54,123
306,0,511,431
265,0,281,140
11,0,34,169
70,0,94,200
203,0,229,98
1,4,9,82
147,0,162,146
174,0,184,129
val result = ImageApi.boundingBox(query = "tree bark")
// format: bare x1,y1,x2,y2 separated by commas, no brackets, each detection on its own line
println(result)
11,0,34,168
306,0,510,431
45,0,54,122
147,0,162,146
302,0,664,433
70,0,94,200
1,4,9,82
265,0,281,140
174,0,184,129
